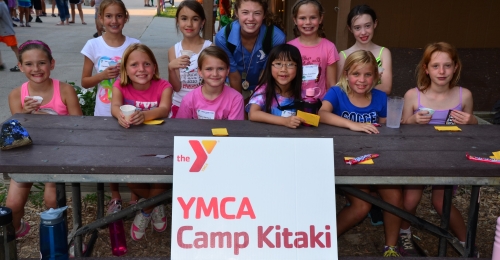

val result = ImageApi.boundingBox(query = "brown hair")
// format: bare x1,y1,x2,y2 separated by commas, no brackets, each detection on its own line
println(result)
197,46,230,69
416,42,462,92
120,43,160,86
234,0,283,30
18,40,53,63
337,50,379,98
99,0,129,22
175,0,206,34
292,0,325,38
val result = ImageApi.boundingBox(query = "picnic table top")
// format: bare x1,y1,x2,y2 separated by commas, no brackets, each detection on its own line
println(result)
1,114,500,185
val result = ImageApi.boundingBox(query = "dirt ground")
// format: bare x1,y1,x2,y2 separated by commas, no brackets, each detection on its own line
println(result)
15,186,500,258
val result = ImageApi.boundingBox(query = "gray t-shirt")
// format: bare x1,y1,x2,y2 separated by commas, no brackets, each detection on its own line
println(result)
0,1,15,36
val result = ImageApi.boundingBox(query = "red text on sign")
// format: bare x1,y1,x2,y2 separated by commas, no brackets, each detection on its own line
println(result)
177,226,249,255
258,225,331,248
177,197,256,219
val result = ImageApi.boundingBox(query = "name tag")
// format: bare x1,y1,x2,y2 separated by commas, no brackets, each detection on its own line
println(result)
197,109,215,120
281,110,296,118
302,65,319,81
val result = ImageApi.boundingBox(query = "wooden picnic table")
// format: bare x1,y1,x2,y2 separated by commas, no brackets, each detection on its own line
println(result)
1,114,499,258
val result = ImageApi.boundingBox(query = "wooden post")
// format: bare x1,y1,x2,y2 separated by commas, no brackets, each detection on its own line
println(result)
335,0,351,51
202,0,214,40
284,0,294,41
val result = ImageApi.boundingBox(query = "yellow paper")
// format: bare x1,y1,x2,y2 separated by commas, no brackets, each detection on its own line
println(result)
492,151,500,160
344,157,374,164
143,120,164,125
212,128,229,136
434,126,462,132
297,110,320,127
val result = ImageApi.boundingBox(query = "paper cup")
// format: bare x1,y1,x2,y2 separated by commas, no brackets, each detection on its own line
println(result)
120,105,136,122
419,107,435,116
25,96,43,104
180,50,195,57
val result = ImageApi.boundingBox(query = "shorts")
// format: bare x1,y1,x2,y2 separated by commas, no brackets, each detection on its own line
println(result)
7,0,16,8
69,0,80,4
32,0,41,10
0,35,18,47
18,1,32,7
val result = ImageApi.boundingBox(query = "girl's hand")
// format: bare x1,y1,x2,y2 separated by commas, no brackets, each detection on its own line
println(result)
450,110,474,124
168,55,191,70
117,111,131,128
101,65,120,80
129,110,145,125
349,122,380,134
23,98,41,114
283,116,304,129
414,110,432,124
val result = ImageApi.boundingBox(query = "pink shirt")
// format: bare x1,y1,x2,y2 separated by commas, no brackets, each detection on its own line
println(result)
177,85,244,120
20,79,69,115
288,38,339,99
113,79,172,111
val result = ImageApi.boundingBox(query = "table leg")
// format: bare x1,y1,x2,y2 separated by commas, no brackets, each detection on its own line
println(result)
438,185,453,256
465,186,480,257
55,183,68,241
72,183,83,257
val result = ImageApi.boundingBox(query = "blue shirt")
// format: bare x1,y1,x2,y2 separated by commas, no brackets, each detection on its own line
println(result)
322,86,387,123
215,21,286,91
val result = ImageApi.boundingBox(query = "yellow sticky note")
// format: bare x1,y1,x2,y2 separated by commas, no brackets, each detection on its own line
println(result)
434,126,462,132
212,128,228,136
297,110,320,127
344,157,374,164
143,120,164,125
492,151,500,160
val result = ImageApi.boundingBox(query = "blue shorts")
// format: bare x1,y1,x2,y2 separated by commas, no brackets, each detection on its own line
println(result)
18,1,32,7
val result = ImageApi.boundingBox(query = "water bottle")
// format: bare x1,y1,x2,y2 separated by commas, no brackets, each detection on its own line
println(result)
493,217,500,260
108,203,127,256
303,87,321,115
40,207,69,260
0,207,17,260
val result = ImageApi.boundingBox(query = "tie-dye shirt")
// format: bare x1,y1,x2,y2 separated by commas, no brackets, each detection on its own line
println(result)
246,84,297,117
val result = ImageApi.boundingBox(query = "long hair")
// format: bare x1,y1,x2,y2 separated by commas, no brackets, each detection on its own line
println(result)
99,0,129,22
292,0,325,38
234,0,283,30
337,50,379,98
347,4,377,29
416,42,462,92
175,0,206,34
255,44,302,113
120,43,160,86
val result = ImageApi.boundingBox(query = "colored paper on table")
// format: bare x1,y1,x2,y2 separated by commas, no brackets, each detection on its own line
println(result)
143,120,164,125
344,157,374,164
212,128,228,136
297,110,320,127
492,151,500,160
434,126,461,132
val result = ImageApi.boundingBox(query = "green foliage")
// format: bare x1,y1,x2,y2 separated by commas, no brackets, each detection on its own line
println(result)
0,182,7,205
157,6,177,18
28,183,45,208
83,193,98,204
69,82,97,116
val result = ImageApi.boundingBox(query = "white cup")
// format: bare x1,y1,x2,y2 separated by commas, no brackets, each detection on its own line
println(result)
419,107,435,116
386,96,404,128
26,96,43,104
180,50,195,57
120,105,136,122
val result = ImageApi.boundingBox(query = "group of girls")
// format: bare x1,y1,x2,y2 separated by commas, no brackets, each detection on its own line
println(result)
6,0,479,257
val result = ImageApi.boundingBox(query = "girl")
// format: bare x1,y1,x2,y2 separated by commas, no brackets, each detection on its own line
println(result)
7,40,82,238
337,5,392,95
55,0,70,25
111,43,172,240
246,44,305,128
17,0,31,27
176,46,244,120
319,50,404,257
167,0,212,118
69,0,86,24
400,42,477,256
288,0,339,99
215,0,286,98
80,0,140,217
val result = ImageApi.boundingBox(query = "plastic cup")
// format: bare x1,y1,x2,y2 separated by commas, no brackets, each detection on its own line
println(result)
31,96,43,104
419,107,435,116
386,96,404,128
180,50,195,57
120,105,136,122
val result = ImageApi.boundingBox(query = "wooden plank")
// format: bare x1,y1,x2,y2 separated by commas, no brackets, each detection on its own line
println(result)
335,0,351,51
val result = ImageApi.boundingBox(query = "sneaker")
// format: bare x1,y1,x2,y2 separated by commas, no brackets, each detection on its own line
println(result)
0,64,4,71
130,211,151,241
368,205,384,226
10,65,20,72
29,15,33,22
398,233,419,257
36,17,43,23
40,12,47,16
151,204,167,232
383,246,401,257
106,199,122,215
26,23,31,27
15,219,31,238
20,23,25,27
12,23,17,27
12,17,20,22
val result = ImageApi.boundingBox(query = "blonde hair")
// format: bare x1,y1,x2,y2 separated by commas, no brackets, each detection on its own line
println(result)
416,42,462,92
197,46,230,69
99,0,129,22
120,43,160,86
337,50,379,98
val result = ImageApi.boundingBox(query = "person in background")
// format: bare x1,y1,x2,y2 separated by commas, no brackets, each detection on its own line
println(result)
69,0,85,24
0,0,20,71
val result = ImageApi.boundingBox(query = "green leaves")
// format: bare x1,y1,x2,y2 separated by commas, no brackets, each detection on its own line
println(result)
69,82,97,116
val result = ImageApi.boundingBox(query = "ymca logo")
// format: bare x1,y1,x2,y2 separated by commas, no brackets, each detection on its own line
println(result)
178,140,217,172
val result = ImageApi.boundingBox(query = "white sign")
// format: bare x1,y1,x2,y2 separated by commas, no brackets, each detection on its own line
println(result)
172,137,337,260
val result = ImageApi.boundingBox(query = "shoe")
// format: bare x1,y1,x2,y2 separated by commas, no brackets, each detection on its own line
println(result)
383,246,401,257
10,65,20,72
12,23,17,27
69,21,75,23
36,17,42,23
51,14,56,17
368,205,384,226
130,211,151,241
15,219,31,238
26,23,31,27
151,204,167,232
0,64,4,71
20,22,25,27
40,12,47,16
93,32,98,38
12,17,20,22
29,15,33,22
106,198,122,215
397,233,419,257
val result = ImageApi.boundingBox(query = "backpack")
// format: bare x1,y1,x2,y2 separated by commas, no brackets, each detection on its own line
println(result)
224,22,274,56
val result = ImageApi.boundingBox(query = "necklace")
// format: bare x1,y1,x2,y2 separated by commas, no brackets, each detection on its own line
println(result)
241,38,257,90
